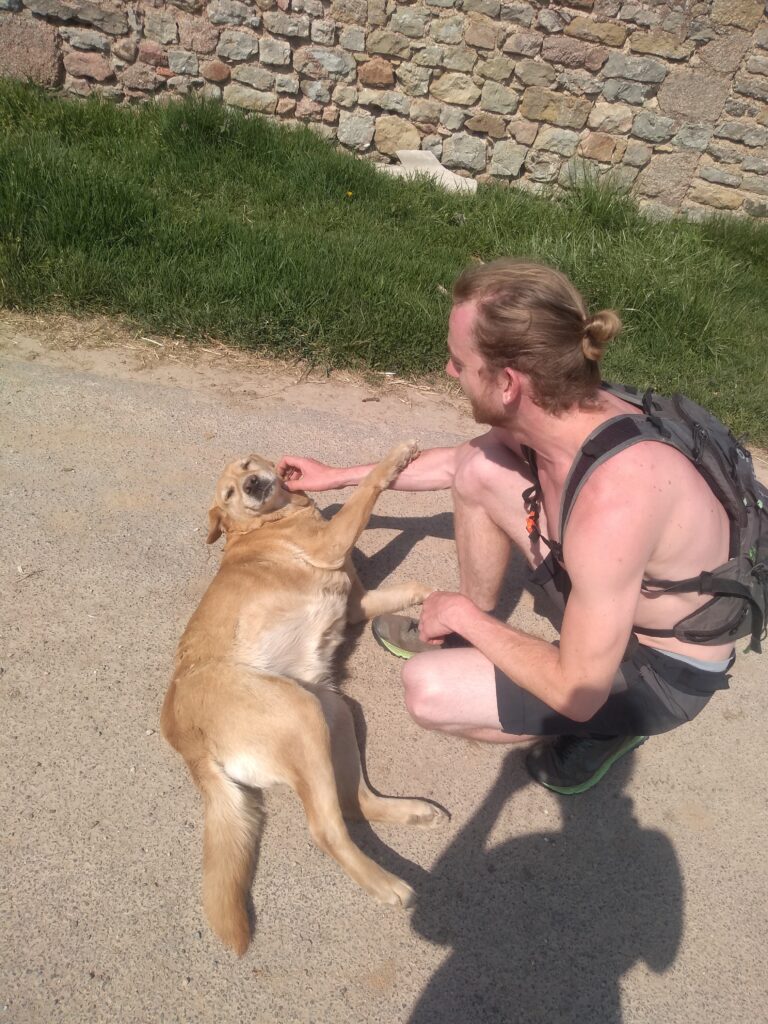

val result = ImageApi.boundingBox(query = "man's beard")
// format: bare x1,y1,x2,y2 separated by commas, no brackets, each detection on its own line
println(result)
469,392,506,427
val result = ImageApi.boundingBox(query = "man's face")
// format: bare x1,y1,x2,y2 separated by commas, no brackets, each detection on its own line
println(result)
446,301,506,425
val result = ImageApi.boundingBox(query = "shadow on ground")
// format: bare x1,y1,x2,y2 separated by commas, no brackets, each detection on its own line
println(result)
350,751,682,1024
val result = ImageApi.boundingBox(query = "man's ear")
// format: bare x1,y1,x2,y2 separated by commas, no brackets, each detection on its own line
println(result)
501,366,521,407
206,506,224,544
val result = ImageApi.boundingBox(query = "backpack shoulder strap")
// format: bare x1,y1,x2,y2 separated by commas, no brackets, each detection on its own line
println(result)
559,414,670,544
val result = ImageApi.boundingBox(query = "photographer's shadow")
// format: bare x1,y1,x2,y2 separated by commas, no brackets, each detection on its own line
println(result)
408,752,683,1024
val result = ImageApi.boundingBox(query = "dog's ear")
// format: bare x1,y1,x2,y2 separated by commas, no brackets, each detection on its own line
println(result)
206,506,225,544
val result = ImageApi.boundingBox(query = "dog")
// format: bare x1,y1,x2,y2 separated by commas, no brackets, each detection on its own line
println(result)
160,441,447,955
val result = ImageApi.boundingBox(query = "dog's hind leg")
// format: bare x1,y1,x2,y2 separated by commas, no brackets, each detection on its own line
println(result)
280,686,418,906
315,688,448,829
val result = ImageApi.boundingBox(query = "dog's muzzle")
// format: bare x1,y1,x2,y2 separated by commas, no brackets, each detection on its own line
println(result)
243,474,275,502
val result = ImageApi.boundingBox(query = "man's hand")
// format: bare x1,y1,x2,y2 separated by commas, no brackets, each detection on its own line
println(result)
419,591,473,644
276,456,345,492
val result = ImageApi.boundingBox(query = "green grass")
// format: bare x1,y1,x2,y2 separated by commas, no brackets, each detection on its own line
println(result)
1,80,767,442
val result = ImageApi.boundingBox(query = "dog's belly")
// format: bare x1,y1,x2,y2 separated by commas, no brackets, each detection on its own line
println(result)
233,589,348,685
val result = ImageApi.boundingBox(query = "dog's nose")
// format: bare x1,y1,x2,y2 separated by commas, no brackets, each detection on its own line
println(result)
243,474,272,500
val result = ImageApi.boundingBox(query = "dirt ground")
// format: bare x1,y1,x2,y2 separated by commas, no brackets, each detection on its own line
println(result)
2,311,766,1024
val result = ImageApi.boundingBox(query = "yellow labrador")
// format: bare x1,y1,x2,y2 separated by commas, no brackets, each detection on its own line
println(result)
161,442,446,956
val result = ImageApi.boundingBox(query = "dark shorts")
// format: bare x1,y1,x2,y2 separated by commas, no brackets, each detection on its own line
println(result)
495,556,732,737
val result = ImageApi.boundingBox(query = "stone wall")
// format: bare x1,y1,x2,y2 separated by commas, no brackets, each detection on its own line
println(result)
1,0,767,219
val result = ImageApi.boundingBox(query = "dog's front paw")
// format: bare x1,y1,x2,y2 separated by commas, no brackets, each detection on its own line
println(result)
386,439,421,478
408,583,434,606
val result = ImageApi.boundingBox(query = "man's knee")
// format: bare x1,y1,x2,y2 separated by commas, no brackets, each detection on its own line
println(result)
401,655,446,729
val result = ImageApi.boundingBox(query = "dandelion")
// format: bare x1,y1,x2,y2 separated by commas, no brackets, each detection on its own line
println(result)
345,190,354,198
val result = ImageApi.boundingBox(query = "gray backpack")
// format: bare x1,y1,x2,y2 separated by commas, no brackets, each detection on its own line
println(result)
526,383,768,652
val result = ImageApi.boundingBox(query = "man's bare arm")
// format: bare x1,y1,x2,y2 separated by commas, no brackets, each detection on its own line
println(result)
277,445,461,492
419,462,664,721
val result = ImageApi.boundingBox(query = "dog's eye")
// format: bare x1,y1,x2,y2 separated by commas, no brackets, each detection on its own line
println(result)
224,486,235,501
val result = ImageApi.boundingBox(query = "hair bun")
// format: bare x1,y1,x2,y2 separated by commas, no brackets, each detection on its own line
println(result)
581,309,622,361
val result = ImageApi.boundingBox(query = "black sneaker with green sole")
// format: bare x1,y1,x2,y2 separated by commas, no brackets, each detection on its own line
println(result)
525,734,647,795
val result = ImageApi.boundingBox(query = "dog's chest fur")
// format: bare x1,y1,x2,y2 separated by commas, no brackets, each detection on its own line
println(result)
232,573,350,686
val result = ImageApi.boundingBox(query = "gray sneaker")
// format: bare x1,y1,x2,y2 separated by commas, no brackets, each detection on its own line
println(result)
371,614,470,660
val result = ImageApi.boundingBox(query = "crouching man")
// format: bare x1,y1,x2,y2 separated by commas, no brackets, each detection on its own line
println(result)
279,260,737,794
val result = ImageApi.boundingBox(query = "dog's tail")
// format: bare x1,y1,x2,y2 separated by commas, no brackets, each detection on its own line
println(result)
196,759,262,957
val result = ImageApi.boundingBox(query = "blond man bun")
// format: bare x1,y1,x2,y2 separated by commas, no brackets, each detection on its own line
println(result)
581,309,622,362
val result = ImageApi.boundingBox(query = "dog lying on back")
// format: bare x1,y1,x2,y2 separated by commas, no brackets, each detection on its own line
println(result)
161,442,447,955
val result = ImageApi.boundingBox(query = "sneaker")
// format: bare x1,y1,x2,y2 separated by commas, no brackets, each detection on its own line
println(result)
525,734,647,795
371,614,470,660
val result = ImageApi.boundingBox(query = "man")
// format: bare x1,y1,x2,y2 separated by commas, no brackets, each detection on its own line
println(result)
278,260,735,794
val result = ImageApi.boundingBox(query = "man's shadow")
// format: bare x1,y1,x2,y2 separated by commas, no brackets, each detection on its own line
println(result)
401,752,683,1024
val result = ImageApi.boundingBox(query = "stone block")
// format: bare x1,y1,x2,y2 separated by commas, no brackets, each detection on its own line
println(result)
122,62,159,91
178,15,220,54
138,40,168,67
431,72,480,105
503,32,541,57
359,56,393,86
713,122,768,148
233,65,275,90
411,98,441,124
443,132,487,171
311,20,336,45
390,8,430,39
61,27,110,52
374,114,420,155
208,0,260,28
744,197,768,218
603,52,667,84
368,29,412,58
464,14,502,50
263,11,310,37
699,164,742,188
217,30,259,61
558,69,602,97
707,140,748,164
223,82,277,112
743,154,768,174
144,11,179,45
430,16,464,45
623,138,651,167
631,111,675,143
537,9,568,34
507,116,538,144
397,62,432,97
688,180,744,210
500,2,534,27
698,32,751,75
358,87,410,114
465,111,507,138
565,17,627,48
0,11,63,87
24,0,127,35
440,104,468,130
465,0,501,15
480,80,520,114
332,82,356,105
711,0,763,31
635,150,699,205
168,49,199,76
259,37,291,65
441,46,478,73
657,71,730,122
520,87,591,129
578,131,616,162
294,46,356,79
628,30,693,61
201,60,230,82
672,125,712,151
330,0,367,25
601,79,654,105
588,101,633,133
515,60,556,88
526,149,561,182
339,27,366,51
541,35,607,72
276,96,296,115
742,174,768,197
534,125,580,156
734,76,768,103
413,45,444,68
747,56,768,79
63,50,113,81
477,56,516,83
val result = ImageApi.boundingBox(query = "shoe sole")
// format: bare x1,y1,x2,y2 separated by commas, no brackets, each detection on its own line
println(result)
535,736,648,796
372,626,417,661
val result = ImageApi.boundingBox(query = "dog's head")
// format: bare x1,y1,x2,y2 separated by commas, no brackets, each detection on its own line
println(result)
206,454,291,543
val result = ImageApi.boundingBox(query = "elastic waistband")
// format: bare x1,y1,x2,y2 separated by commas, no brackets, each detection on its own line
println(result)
645,646,734,673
